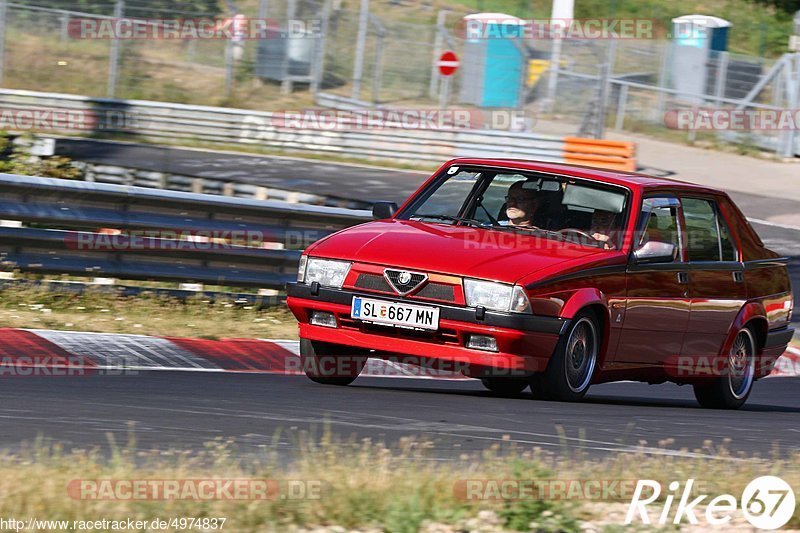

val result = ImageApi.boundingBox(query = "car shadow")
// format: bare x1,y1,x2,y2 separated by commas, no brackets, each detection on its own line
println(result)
346,379,800,412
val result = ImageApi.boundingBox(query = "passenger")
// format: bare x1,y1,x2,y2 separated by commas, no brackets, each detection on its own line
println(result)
590,209,617,249
505,181,541,228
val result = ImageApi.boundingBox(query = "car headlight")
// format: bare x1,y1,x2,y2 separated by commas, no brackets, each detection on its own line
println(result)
463,279,531,313
303,257,351,289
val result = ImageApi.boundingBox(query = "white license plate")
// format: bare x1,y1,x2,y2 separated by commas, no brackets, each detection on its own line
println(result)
351,297,439,331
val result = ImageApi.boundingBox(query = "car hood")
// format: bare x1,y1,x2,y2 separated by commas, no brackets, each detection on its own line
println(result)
306,220,609,285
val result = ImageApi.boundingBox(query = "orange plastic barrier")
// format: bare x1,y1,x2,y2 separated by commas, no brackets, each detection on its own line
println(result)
562,137,636,172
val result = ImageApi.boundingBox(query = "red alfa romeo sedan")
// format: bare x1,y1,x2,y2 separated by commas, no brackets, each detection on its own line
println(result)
286,159,794,409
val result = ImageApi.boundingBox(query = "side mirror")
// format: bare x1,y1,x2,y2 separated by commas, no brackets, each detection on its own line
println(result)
633,241,676,264
372,201,398,219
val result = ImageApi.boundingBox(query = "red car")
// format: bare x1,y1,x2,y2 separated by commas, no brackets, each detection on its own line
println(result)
286,159,794,409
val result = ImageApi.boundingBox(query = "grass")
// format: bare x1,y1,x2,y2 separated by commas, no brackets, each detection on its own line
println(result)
2,433,799,532
0,285,298,340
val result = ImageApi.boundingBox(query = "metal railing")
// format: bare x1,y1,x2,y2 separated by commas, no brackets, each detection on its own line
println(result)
0,173,371,289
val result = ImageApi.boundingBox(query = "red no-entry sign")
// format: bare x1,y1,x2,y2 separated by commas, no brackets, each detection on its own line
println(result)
437,51,459,76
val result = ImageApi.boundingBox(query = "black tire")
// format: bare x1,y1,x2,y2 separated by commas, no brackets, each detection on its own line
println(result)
529,310,599,402
300,339,367,386
693,327,756,410
480,377,529,395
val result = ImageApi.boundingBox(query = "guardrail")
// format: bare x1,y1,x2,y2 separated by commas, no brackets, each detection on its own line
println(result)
79,162,367,208
0,88,636,171
0,174,371,290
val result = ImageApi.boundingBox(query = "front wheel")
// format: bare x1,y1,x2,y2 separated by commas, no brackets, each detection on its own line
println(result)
480,377,529,395
300,339,367,386
693,328,756,409
530,311,599,402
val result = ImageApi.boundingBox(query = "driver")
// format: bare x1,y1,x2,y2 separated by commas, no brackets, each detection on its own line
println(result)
505,181,541,227
590,209,617,249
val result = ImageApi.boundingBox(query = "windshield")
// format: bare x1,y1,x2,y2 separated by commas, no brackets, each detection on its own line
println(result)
399,165,630,250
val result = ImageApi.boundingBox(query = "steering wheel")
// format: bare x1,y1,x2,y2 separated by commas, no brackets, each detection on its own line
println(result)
557,228,599,244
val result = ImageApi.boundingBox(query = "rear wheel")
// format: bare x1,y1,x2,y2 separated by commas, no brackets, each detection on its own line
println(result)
530,311,599,402
300,339,367,386
693,328,756,409
480,377,529,395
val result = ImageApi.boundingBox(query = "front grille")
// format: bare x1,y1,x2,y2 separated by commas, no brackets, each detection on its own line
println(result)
385,269,427,294
415,283,456,302
353,272,457,302
354,273,393,292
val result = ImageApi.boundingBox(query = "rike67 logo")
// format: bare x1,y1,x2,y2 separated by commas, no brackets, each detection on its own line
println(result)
626,476,796,529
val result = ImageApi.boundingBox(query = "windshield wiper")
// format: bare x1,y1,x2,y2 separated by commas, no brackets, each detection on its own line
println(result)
411,214,487,227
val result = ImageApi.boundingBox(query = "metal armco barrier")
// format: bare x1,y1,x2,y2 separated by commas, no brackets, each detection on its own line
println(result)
79,163,367,208
0,88,636,171
0,174,371,289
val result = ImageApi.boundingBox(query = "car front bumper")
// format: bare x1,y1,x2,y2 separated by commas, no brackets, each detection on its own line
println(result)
285,282,568,378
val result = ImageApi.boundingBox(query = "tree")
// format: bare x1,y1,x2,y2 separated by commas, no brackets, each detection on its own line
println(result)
754,0,800,14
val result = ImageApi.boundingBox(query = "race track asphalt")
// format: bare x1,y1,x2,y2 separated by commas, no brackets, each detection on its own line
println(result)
0,372,798,459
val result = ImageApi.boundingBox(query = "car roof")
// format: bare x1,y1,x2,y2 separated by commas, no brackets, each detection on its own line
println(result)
448,158,723,195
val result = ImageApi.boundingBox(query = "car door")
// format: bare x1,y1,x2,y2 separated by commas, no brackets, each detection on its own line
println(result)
614,196,690,366
680,196,747,359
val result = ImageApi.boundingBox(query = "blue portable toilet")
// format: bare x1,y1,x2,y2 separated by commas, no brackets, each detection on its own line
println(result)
458,13,526,108
672,14,730,51
670,15,731,102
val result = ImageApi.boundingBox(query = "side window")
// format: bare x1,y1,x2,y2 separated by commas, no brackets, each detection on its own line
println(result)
682,198,720,261
682,197,738,262
637,198,682,262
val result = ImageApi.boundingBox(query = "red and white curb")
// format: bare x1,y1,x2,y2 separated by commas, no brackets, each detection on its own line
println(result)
0,328,465,379
771,345,800,377
0,328,797,379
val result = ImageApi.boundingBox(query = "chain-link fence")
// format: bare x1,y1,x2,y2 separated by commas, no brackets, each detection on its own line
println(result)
320,10,439,105
538,38,796,155
0,0,329,108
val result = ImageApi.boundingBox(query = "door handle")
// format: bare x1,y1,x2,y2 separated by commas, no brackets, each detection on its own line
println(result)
733,271,744,283
677,272,689,284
